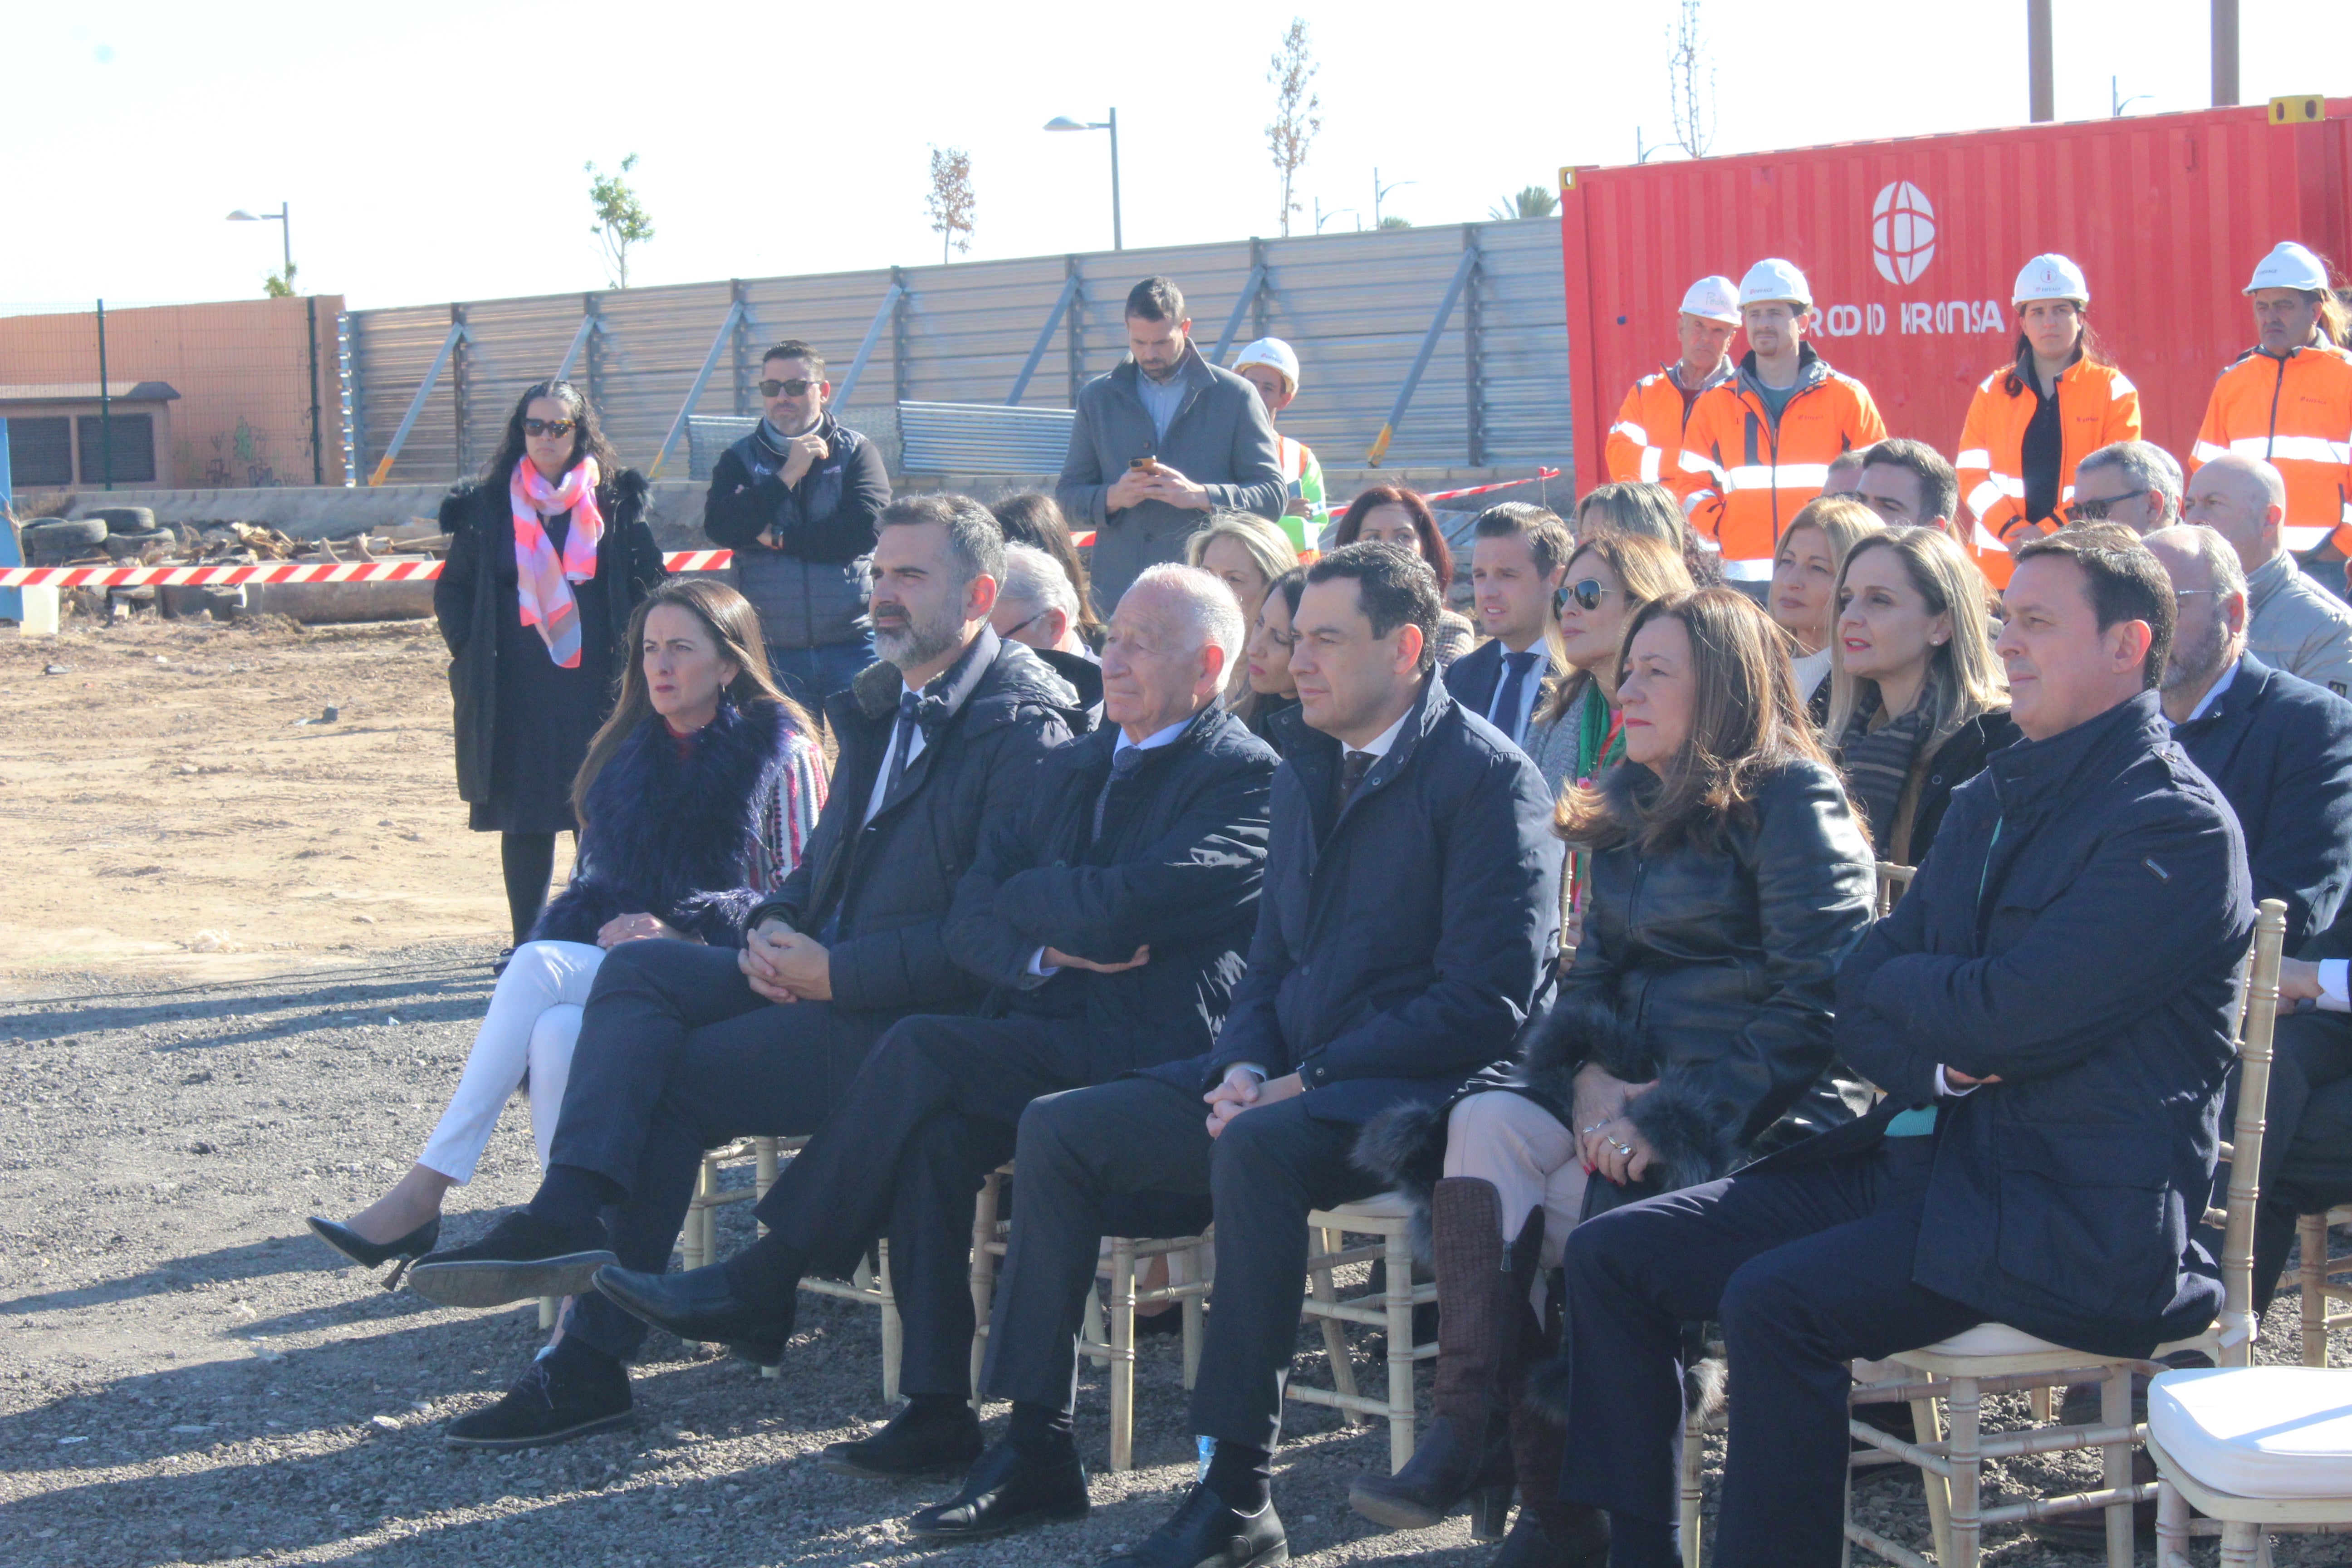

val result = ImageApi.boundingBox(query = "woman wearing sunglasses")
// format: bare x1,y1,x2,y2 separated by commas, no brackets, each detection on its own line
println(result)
1766,495,1885,725
1573,479,1723,588
1350,588,1875,1563
435,381,668,955
1520,531,1693,804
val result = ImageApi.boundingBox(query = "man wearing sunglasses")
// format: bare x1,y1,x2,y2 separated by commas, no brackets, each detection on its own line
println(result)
2066,441,2183,536
704,339,893,706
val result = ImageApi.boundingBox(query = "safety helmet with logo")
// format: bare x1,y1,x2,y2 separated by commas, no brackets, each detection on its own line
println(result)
1738,258,1813,311
1678,275,1741,325
2012,253,2089,306
1231,337,1302,393
2244,241,2332,295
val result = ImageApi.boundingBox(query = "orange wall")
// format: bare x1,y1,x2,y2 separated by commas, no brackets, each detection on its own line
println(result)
0,296,345,489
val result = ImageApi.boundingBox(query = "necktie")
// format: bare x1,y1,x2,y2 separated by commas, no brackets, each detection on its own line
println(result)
1490,650,1539,745
884,690,922,801
1337,750,1376,813
1093,745,1152,842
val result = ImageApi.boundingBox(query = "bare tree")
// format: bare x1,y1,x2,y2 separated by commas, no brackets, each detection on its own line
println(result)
1668,0,1716,158
1266,18,1322,238
926,146,976,265
586,155,655,289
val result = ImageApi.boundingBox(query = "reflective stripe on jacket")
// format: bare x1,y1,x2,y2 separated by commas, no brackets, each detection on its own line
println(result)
1605,362,1727,490
2191,340,2352,555
1956,359,2141,588
1679,348,1887,580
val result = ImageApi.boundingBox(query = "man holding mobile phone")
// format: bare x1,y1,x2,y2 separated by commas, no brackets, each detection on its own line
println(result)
704,339,893,706
1058,277,1286,613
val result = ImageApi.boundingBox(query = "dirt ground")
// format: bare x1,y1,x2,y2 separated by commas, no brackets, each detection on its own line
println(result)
1,615,2347,1568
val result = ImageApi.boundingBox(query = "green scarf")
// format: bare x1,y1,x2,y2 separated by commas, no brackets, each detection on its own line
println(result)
1574,682,1626,783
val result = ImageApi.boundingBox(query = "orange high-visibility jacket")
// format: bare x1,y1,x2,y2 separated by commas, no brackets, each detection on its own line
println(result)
1956,358,2142,588
1678,349,1887,582
2192,340,2352,556
1605,363,1729,488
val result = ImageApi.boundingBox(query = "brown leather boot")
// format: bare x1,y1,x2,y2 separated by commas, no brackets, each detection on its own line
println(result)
1494,1272,1609,1568
1348,1177,1517,1538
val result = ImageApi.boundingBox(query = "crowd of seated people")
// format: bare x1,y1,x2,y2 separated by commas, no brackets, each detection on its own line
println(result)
299,388,2352,1568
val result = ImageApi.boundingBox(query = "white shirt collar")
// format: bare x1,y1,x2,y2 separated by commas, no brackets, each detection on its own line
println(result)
1113,715,1194,756
2175,656,2242,727
1349,702,1416,762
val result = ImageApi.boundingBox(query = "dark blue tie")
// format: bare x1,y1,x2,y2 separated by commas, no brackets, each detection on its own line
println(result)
1093,744,1151,842
884,689,922,800
1490,650,1539,745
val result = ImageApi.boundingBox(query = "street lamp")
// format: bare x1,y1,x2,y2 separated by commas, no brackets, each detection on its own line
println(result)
227,203,293,284
1044,111,1122,251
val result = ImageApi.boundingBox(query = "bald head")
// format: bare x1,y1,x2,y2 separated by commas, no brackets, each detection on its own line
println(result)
2184,453,2289,572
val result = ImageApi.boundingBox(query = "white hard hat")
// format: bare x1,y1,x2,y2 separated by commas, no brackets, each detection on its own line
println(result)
1678,275,1741,324
2245,241,2331,294
2012,253,2089,306
1231,337,1301,391
1738,258,1813,309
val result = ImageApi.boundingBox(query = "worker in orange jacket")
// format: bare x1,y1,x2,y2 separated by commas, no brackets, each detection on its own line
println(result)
1955,254,2142,588
2193,241,2352,560
1605,275,1740,488
1678,259,1887,585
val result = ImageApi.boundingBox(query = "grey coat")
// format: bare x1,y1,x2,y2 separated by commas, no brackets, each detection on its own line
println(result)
1057,342,1285,612
2245,551,2352,698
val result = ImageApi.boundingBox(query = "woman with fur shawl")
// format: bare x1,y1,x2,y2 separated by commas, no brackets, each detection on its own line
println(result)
1348,590,1876,1567
309,581,826,1274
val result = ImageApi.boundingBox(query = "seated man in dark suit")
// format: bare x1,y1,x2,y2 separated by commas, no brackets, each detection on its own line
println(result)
1552,525,2254,1568
898,542,1562,1564
588,564,1278,1474
402,496,1082,1448
1446,502,1574,751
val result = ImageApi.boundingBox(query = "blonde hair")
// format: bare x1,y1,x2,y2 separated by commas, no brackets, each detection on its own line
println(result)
1534,531,1695,726
1774,495,1885,584
1824,527,2007,751
1187,510,1299,701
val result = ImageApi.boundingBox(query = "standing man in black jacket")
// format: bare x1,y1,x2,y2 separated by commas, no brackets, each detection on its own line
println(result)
403,496,1081,1450
903,543,1561,1565
593,564,1277,1476
704,339,892,706
1546,526,2254,1568
1058,278,1286,613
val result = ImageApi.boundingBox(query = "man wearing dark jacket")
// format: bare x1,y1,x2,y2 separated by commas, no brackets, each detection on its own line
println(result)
903,543,1560,1565
1551,526,2254,1568
403,496,1081,1449
589,564,1275,1472
1058,277,1286,613
703,339,892,706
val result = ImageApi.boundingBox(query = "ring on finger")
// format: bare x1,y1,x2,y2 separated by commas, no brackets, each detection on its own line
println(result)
1608,1140,1633,1156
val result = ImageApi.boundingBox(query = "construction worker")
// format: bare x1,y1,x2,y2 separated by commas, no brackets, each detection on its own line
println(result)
1605,274,1740,488
1678,259,1887,588
1231,336,1322,556
2192,241,2352,564
1955,254,2142,588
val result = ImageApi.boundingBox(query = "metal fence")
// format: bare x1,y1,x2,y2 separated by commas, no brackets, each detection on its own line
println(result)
346,220,1574,486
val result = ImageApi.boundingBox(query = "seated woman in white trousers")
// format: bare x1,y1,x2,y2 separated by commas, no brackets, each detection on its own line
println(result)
1347,589,1878,1567
308,580,825,1272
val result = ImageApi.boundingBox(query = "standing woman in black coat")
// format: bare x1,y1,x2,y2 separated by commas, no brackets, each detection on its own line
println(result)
1348,589,1876,1567
434,382,667,950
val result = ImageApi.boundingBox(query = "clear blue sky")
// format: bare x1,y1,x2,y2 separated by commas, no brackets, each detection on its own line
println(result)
6,0,2338,314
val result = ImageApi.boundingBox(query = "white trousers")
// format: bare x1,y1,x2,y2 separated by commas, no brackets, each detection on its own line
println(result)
415,940,604,1183
1442,1091,1592,1270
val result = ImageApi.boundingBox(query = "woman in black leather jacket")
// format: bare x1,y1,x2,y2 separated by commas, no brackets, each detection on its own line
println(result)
1348,588,1877,1567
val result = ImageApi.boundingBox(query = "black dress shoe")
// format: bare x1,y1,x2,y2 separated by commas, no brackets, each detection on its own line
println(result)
822,1400,985,1479
592,1263,794,1366
1107,1482,1287,1568
308,1214,440,1269
906,1441,1091,1542
444,1348,632,1450
403,1213,614,1309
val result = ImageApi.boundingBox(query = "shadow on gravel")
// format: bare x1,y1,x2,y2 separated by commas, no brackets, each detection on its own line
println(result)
0,970,497,1046
0,1235,354,1318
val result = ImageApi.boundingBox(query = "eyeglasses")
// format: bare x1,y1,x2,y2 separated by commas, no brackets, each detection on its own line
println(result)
1558,578,1617,612
521,418,576,438
2173,589,2222,602
999,610,1046,640
2063,490,2147,522
758,378,816,398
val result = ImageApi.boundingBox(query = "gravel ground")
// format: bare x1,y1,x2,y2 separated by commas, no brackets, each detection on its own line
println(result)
3,953,2347,1568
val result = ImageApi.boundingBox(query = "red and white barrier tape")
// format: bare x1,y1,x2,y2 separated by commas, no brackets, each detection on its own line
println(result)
0,550,737,588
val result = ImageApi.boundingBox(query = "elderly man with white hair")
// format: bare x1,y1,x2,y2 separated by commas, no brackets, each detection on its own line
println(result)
2184,451,2352,695
592,564,1280,1479
992,540,1102,712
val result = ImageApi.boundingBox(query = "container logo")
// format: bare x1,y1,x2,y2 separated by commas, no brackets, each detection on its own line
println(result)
1870,181,1937,285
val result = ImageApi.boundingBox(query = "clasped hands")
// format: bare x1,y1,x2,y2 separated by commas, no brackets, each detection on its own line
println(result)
739,918,833,1003
1204,1064,1302,1140
597,912,691,950
1570,1061,1664,1187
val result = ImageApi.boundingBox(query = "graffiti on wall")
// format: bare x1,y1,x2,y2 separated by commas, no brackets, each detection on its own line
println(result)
204,418,283,488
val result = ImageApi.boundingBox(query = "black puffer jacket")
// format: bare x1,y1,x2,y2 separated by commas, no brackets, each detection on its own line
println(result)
744,627,1083,1014
1887,709,2022,869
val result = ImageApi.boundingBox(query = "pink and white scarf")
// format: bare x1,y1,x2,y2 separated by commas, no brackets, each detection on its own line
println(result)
508,457,605,668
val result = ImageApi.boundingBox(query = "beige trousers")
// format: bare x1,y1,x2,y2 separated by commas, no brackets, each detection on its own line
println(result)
1442,1091,1592,1270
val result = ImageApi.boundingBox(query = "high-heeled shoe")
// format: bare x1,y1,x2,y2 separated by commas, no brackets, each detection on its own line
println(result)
308,1214,441,1269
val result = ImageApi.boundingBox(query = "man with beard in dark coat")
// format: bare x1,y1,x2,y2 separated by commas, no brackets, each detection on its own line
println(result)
403,496,1082,1449
590,564,1278,1475
1548,526,2254,1568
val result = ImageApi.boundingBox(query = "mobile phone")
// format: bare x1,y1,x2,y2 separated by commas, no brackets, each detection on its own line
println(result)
1130,456,1159,474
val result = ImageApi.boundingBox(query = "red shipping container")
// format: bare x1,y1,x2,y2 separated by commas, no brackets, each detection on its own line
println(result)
1559,100,2352,497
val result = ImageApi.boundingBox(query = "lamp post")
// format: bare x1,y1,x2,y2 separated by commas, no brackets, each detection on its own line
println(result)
1044,111,1122,250
227,203,293,285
